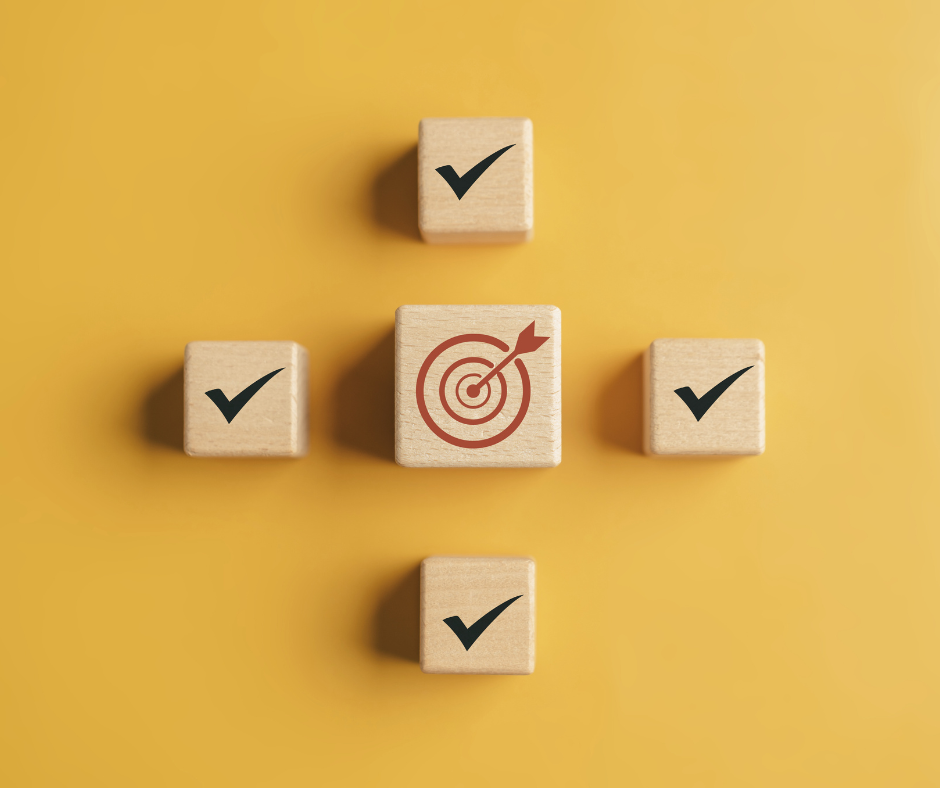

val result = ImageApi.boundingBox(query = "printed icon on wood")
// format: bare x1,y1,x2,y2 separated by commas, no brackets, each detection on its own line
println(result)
644,338,765,456
395,305,561,467
418,117,533,244
184,341,309,457
420,556,536,675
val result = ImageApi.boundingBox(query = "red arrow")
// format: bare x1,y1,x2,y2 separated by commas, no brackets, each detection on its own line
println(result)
466,322,550,398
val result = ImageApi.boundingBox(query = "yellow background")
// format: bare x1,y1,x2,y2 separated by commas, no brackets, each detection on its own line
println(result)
2,0,940,785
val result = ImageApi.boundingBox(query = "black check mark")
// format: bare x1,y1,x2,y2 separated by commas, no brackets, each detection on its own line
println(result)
435,145,515,200
443,595,522,651
205,368,284,424
674,366,753,422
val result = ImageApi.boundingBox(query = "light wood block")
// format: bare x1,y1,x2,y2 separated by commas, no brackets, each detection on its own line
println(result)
644,338,765,456
418,117,533,244
395,305,561,468
184,341,308,457
420,556,535,675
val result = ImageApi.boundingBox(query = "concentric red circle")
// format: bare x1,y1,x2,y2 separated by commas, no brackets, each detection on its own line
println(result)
455,373,491,409
439,357,506,425
416,334,532,449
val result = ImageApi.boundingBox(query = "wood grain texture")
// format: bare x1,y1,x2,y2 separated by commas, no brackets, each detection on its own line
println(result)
420,556,535,675
395,305,561,467
644,338,765,456
418,117,533,244
183,341,309,457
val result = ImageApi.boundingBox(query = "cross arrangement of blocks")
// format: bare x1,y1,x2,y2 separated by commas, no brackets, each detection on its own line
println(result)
179,117,766,674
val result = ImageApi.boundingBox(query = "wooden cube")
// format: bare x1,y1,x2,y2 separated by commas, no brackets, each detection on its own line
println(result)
395,305,561,468
418,117,533,244
420,556,535,675
644,338,765,456
184,341,308,457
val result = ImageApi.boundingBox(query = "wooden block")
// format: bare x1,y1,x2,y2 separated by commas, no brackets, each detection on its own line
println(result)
183,341,309,457
420,556,536,675
418,117,533,244
644,338,765,456
395,305,561,467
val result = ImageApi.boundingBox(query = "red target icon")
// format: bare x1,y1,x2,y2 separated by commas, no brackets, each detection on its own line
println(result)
416,322,550,449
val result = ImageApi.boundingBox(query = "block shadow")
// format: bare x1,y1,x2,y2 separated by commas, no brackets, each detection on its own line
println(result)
142,366,184,451
372,563,420,662
372,145,419,241
597,353,644,454
332,329,395,462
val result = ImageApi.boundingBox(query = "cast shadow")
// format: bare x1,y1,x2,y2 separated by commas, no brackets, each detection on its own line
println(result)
597,354,644,454
142,367,184,451
373,563,420,662
373,146,419,240
332,329,395,462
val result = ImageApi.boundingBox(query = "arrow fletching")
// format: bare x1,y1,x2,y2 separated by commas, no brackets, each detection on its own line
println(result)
513,322,550,355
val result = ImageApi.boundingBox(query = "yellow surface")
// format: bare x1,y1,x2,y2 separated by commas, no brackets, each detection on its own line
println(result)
2,1,940,785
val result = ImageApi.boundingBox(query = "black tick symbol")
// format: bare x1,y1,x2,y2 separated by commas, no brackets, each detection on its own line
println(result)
435,145,515,199
443,595,522,651
205,368,284,424
674,367,753,421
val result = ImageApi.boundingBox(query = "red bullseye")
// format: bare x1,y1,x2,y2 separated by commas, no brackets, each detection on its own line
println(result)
439,356,506,425
416,333,533,449
455,373,490,409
